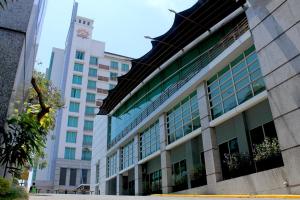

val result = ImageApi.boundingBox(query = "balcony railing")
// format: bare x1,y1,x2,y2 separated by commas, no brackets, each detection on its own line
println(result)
108,18,249,149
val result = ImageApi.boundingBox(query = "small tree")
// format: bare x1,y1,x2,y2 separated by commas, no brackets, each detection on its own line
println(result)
0,70,64,177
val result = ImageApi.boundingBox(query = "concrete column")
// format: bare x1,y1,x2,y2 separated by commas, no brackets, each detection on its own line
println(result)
185,140,193,189
159,114,172,194
246,0,300,193
76,168,81,185
134,135,142,195
197,82,222,194
116,149,122,195
116,174,123,195
66,168,70,187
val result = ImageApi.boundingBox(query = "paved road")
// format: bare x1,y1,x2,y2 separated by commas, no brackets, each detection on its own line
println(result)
29,194,288,200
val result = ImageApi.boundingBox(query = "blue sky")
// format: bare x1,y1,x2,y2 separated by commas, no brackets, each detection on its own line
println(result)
36,0,197,72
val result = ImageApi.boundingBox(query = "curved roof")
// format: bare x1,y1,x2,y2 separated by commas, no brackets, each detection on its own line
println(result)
99,0,245,115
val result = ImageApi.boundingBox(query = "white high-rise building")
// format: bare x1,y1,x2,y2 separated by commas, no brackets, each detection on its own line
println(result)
35,2,131,193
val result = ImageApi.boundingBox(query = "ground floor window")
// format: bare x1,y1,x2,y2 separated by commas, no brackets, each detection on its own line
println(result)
172,160,188,192
143,169,162,195
219,120,283,180
69,168,77,186
190,152,207,188
59,168,67,185
249,121,283,172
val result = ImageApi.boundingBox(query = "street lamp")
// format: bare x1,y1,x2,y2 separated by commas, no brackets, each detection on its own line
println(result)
168,8,209,32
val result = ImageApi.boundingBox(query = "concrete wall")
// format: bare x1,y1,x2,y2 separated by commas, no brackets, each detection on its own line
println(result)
0,0,44,127
90,115,108,194
246,0,300,193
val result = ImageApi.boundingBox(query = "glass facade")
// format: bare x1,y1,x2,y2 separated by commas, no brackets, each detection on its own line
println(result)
71,88,81,98
84,120,93,131
74,63,83,72
143,170,162,195
108,15,246,145
66,131,77,143
83,135,93,146
207,46,265,119
140,121,160,159
110,61,118,70
87,80,96,89
82,149,92,161
59,168,67,185
86,93,96,102
121,141,134,170
110,72,118,81
167,92,200,144
107,153,118,177
89,56,98,65
121,63,129,72
67,116,78,127
81,169,88,184
75,50,85,60
64,147,75,160
88,68,97,77
69,102,80,112
85,106,95,116
69,169,77,186
72,75,82,85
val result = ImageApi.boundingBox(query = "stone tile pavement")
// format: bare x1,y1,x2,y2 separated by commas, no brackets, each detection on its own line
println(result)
29,194,288,200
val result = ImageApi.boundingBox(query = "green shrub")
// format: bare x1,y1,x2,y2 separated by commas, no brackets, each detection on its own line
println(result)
0,177,11,195
0,178,28,200
5,186,28,200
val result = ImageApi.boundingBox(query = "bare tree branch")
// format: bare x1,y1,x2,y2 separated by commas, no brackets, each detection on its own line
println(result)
31,77,50,121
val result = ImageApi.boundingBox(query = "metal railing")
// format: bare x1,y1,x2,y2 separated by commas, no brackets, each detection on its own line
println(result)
108,18,249,149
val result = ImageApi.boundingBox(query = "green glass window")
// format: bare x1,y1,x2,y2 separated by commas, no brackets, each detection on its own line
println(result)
207,45,265,119
85,106,95,116
74,63,83,72
86,93,96,102
75,50,84,60
110,61,118,70
69,102,80,112
121,140,134,170
67,116,78,127
84,120,93,131
81,149,92,161
110,72,118,81
71,88,81,98
87,80,96,89
89,56,98,65
172,160,188,189
88,68,97,77
167,92,200,144
83,135,93,145
107,153,117,177
121,63,129,72
72,75,82,85
140,121,160,159
66,131,77,143
64,147,75,160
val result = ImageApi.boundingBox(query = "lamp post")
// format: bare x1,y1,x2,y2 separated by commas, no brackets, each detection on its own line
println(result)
168,8,210,32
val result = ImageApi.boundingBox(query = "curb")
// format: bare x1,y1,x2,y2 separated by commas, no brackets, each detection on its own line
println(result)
151,194,300,198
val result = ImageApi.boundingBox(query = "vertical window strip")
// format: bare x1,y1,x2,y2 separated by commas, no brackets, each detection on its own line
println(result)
166,92,200,144
207,46,265,120
139,121,160,159
121,140,134,170
66,131,77,143
107,153,117,177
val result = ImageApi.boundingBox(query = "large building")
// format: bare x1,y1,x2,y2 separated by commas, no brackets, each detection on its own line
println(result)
0,0,46,176
35,2,131,193
91,0,300,195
